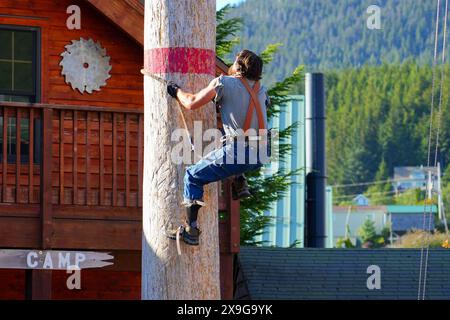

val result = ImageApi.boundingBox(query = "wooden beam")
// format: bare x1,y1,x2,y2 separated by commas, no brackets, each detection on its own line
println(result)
35,107,54,300
230,192,241,253
0,203,40,217
73,111,78,205
52,219,141,250
41,108,53,249
125,114,130,207
30,270,52,300
0,216,40,248
3,108,7,203
103,250,140,272
112,113,117,206
16,109,21,203
59,111,64,205
0,101,143,115
84,0,144,46
137,114,143,208
99,113,105,205
29,109,34,204
85,112,91,205
52,205,141,221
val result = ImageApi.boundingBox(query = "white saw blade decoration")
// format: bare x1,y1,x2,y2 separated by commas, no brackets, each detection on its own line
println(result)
60,38,112,94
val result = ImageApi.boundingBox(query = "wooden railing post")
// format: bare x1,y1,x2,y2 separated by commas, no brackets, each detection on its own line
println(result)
34,107,53,300
16,108,21,203
2,107,7,203
41,107,53,249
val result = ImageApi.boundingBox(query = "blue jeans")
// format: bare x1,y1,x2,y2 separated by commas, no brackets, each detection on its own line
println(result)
183,140,270,203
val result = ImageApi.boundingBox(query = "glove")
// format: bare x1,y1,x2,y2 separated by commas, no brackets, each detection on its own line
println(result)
167,81,180,98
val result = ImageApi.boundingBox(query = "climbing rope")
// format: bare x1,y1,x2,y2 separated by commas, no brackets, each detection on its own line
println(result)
418,0,448,300
175,225,183,256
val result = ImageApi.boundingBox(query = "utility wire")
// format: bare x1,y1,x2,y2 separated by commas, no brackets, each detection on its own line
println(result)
419,0,447,301
422,0,449,301
333,189,413,200
332,177,430,188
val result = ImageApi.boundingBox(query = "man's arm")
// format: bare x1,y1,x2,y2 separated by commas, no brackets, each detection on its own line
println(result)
167,79,218,110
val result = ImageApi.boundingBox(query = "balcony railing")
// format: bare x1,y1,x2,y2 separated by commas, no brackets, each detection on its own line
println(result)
0,102,143,207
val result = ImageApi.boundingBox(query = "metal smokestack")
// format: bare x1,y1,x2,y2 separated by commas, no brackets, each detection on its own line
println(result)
305,73,327,248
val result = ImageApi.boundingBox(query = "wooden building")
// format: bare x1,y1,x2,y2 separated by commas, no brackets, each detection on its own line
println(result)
0,0,239,300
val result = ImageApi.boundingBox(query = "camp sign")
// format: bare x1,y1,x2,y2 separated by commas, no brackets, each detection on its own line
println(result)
0,250,113,270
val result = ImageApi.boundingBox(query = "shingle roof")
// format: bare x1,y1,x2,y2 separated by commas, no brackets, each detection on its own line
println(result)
237,246,450,300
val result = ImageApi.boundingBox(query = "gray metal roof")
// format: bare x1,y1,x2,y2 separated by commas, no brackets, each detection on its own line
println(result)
391,213,435,232
237,246,450,300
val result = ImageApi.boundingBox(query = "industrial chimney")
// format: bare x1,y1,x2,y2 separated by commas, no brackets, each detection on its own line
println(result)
305,73,327,248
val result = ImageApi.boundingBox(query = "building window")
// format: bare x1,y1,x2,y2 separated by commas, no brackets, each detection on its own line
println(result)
0,26,39,103
0,26,41,164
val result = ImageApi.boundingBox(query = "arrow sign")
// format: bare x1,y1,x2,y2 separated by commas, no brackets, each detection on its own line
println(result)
0,250,113,270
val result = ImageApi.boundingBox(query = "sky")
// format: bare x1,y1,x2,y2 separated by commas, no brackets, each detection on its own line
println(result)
216,0,245,10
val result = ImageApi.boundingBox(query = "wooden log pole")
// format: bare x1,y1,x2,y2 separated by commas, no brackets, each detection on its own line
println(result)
142,0,220,299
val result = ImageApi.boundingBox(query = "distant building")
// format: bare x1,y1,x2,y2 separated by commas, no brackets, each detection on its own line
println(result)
333,206,387,246
332,205,438,246
388,205,437,236
352,194,370,206
393,166,438,193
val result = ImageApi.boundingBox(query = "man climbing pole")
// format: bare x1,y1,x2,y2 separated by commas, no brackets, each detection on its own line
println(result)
142,0,220,300
166,50,272,246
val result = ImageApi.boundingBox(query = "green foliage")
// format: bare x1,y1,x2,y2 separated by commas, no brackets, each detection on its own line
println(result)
260,43,283,65
395,188,427,205
442,183,450,220
240,170,297,245
358,219,377,243
216,5,243,61
358,219,385,248
365,160,393,204
225,0,445,85
336,224,355,248
336,237,355,248
266,66,303,118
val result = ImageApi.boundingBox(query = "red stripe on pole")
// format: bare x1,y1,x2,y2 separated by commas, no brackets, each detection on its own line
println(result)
144,47,216,75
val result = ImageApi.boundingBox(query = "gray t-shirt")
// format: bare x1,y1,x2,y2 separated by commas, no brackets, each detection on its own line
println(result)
213,75,269,137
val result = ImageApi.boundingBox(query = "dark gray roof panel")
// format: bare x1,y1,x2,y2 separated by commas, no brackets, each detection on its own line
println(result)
238,247,450,300
391,214,435,232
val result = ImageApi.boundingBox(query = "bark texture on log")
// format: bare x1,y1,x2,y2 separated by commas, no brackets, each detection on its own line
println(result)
142,0,220,300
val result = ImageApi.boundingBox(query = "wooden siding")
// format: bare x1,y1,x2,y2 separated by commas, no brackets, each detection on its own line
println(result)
0,0,144,110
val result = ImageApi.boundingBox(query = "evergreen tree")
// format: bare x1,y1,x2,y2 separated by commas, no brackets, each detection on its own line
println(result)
365,160,393,205
358,219,385,248
225,0,445,85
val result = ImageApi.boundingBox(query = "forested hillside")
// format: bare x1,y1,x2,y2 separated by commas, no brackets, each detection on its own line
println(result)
325,62,450,200
227,0,442,84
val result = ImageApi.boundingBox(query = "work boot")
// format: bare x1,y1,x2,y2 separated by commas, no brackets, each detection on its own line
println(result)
181,224,200,246
232,175,251,200
166,222,200,246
